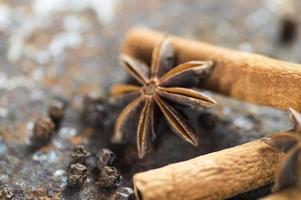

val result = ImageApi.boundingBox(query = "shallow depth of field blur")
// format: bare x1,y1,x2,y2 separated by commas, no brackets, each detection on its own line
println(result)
0,0,300,199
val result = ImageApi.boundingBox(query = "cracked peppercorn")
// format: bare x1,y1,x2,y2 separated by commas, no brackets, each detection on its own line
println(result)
68,163,88,185
98,166,122,188
71,145,91,164
97,148,116,169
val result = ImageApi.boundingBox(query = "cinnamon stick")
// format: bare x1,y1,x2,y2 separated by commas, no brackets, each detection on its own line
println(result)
122,27,301,112
134,137,284,200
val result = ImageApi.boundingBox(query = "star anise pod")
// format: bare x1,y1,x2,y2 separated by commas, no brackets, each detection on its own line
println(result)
269,108,301,153
111,37,216,158
270,108,301,192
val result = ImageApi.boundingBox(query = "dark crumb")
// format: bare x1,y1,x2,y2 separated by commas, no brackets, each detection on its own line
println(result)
48,99,65,129
68,163,88,186
71,145,91,164
111,187,135,200
30,117,55,147
198,111,219,130
98,166,122,188
82,95,108,127
0,187,14,199
279,17,298,44
97,148,116,169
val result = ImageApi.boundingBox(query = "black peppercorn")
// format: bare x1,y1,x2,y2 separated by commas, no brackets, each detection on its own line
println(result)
48,99,65,129
98,166,122,188
71,145,91,164
68,163,88,185
30,117,55,147
97,148,116,169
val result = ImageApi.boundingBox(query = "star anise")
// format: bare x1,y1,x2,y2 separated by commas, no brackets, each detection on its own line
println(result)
269,108,301,192
269,108,301,153
111,37,216,158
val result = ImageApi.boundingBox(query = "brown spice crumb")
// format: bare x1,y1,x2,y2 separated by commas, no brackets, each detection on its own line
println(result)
99,166,122,188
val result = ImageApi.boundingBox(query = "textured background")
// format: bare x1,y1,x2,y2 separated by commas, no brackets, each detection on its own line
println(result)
0,0,300,199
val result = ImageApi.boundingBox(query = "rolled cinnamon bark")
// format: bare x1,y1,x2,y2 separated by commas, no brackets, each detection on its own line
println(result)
122,27,301,111
134,137,284,200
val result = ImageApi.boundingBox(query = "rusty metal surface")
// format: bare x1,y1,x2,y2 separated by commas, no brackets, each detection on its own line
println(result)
0,0,300,199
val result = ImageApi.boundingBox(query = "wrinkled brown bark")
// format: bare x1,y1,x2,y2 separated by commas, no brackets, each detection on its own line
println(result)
122,27,301,112
134,138,284,200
